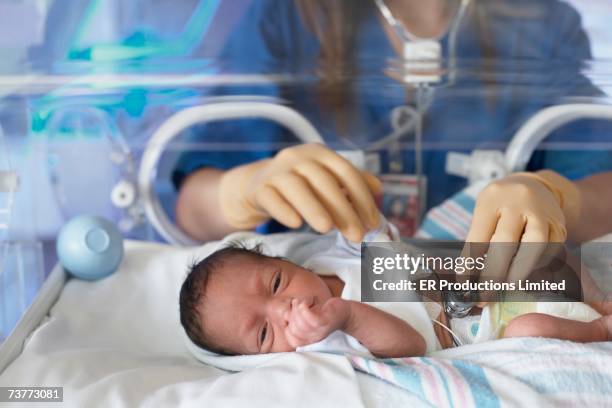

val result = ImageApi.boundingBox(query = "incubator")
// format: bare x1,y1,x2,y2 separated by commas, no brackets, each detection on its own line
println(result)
1,0,612,383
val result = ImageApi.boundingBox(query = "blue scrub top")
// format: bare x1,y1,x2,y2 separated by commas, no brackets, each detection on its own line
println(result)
173,0,612,212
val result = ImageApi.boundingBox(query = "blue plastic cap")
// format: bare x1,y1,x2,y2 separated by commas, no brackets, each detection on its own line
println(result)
57,215,124,281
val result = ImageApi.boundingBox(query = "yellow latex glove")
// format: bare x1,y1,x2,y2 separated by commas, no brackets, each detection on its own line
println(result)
467,170,580,244
218,143,382,242
463,170,581,301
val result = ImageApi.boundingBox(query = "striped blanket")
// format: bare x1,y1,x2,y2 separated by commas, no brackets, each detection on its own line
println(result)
417,181,485,240
351,337,612,407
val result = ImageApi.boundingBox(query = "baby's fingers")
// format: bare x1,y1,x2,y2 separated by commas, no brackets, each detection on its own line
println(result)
289,302,314,330
289,308,313,335
299,303,326,328
290,299,319,326
287,317,316,346
285,327,307,349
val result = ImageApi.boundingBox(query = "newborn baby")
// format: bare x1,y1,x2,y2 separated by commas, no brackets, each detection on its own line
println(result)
180,243,427,357
180,221,612,358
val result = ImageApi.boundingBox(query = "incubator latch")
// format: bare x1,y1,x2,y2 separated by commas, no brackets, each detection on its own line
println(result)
445,150,509,184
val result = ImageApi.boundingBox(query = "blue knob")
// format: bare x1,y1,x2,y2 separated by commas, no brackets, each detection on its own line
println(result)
57,215,124,280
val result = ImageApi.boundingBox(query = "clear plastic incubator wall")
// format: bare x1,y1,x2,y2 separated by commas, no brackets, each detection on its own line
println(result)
1,0,612,362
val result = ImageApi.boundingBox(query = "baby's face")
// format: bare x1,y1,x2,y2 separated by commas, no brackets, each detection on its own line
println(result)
200,255,333,354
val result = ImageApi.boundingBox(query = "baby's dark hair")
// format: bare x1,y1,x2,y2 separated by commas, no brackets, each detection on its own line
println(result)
179,241,267,355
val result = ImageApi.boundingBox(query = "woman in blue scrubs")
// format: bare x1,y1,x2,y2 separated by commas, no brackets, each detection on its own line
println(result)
174,0,612,244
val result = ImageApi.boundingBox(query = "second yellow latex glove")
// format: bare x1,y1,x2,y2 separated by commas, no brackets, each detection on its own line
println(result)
467,170,580,243
218,143,382,242
463,170,581,298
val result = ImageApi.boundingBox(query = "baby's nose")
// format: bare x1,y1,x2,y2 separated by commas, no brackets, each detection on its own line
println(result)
268,297,292,325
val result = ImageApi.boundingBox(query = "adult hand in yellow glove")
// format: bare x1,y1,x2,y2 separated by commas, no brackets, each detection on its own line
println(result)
218,143,382,242
462,170,581,302
467,170,580,244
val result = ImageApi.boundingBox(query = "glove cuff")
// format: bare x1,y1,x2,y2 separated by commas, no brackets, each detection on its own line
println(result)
218,162,270,229
521,170,581,228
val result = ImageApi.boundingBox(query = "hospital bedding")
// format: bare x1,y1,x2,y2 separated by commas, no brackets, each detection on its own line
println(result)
1,233,611,407
354,339,612,407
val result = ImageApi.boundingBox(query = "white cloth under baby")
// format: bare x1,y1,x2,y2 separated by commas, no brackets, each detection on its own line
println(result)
298,217,442,355
450,301,602,345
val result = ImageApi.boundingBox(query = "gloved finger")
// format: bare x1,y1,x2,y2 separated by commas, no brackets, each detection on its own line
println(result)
315,150,380,230
458,241,484,283
480,212,524,300
465,203,499,243
294,161,366,242
483,242,518,284
507,216,551,282
490,211,526,243
506,241,547,284
361,171,383,196
461,203,500,280
272,173,333,234
487,211,525,275
255,185,302,229
520,216,549,243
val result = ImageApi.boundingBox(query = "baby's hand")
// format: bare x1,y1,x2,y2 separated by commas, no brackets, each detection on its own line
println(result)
284,297,351,349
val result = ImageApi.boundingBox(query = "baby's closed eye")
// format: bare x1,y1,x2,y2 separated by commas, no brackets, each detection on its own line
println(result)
272,274,281,293
270,268,283,294
260,323,268,346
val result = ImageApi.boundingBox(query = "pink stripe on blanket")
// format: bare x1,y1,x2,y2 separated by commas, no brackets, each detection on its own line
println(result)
437,359,471,407
439,204,470,234
416,359,449,408
429,210,466,238
445,201,472,228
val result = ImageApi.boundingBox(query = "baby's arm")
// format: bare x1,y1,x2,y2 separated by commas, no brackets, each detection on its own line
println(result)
343,301,426,358
286,298,426,358
503,312,611,343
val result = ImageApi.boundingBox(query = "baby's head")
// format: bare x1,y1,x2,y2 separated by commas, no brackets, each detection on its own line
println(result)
179,243,333,355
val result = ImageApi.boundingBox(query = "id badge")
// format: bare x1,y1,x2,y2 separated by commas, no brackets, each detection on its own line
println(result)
377,174,426,237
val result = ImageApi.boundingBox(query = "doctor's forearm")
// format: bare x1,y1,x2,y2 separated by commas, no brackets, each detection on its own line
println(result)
570,172,612,243
175,168,242,241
